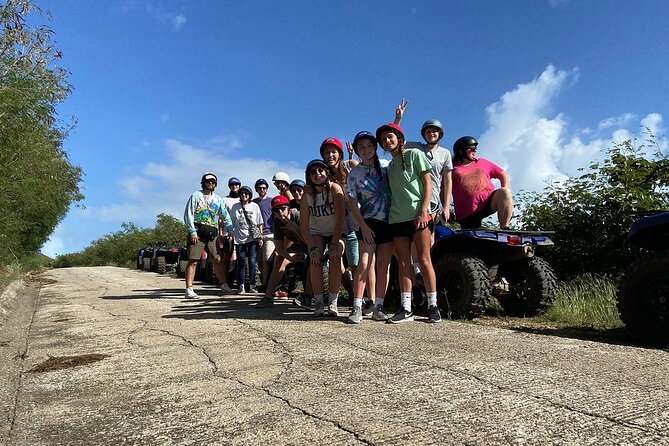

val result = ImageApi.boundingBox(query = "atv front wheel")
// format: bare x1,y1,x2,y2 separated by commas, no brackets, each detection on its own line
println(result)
617,252,669,346
177,260,188,278
142,257,151,271
497,257,558,316
434,253,490,319
156,256,166,274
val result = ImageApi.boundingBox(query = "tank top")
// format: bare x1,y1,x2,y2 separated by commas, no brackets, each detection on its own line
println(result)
306,188,336,237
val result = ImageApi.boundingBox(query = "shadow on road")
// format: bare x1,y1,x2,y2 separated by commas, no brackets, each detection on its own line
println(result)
506,325,668,350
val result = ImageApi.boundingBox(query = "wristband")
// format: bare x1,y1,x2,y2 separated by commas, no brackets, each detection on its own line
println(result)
309,247,320,256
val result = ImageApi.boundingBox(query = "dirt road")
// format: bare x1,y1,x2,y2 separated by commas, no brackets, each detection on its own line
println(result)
1,266,668,445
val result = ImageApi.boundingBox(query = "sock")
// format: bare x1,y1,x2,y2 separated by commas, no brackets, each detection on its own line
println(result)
353,297,363,309
428,292,437,307
412,263,421,275
329,293,338,306
401,292,412,312
376,297,385,308
186,287,193,292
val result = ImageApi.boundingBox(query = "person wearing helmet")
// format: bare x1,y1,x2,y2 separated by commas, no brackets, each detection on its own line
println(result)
394,98,453,224
288,179,305,210
376,123,442,324
183,172,234,299
272,172,294,202
300,158,346,317
253,178,275,292
219,176,243,293
321,137,359,299
264,195,310,301
229,185,264,294
344,131,394,324
451,136,513,229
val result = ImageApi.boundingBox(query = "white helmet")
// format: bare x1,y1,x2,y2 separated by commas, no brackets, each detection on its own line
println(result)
272,172,290,184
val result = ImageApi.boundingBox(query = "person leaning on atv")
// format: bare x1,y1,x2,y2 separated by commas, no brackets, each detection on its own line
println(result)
451,136,513,229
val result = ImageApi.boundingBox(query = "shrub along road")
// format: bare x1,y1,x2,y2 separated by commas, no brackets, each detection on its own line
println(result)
1,267,668,445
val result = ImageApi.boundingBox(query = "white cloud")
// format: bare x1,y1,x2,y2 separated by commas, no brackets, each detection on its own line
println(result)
478,65,665,198
598,113,637,130
81,136,305,226
145,4,187,31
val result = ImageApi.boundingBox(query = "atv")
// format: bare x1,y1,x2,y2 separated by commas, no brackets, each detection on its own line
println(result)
430,225,558,318
617,211,669,346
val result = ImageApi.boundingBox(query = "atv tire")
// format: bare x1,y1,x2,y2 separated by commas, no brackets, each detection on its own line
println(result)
497,256,558,316
142,257,151,271
434,253,490,319
617,251,669,346
156,256,166,274
177,260,188,278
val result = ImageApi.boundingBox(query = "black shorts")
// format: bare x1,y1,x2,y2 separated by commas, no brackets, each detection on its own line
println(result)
458,190,499,229
355,218,393,245
221,237,235,254
390,219,434,240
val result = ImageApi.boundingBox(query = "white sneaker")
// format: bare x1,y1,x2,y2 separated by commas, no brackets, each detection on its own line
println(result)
238,286,246,295
185,288,198,299
220,283,233,294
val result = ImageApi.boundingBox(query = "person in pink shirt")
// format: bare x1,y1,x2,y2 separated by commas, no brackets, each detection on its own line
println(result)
451,136,513,229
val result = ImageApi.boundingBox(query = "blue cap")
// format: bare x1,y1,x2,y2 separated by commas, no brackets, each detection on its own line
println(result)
228,177,241,186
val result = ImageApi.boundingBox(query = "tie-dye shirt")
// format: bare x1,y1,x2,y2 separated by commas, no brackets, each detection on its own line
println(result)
346,159,390,222
183,190,233,235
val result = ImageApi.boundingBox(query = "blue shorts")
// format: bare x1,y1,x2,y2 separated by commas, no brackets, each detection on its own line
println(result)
344,231,359,267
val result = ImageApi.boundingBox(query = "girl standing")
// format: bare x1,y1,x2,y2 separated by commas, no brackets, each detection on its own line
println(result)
300,158,346,317
230,185,264,294
345,131,394,323
375,123,442,323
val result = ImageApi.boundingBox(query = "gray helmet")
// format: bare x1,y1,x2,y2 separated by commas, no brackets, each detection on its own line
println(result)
421,119,444,142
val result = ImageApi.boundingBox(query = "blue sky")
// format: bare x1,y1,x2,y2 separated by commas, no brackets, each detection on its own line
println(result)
39,0,669,257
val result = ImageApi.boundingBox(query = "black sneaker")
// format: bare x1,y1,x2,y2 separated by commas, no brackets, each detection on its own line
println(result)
427,305,442,323
293,294,312,310
361,299,375,317
387,309,414,324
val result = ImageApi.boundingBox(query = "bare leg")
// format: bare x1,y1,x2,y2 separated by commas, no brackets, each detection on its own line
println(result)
185,259,199,288
413,228,436,293
491,187,513,228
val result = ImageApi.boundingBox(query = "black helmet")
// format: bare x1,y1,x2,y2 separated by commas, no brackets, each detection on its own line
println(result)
352,131,377,152
453,136,478,161
239,185,253,199
201,172,217,185
421,119,444,142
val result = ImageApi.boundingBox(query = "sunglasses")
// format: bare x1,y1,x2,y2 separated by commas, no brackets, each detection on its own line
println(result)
310,167,327,175
290,188,304,194
204,179,217,184
273,205,289,213
257,186,267,190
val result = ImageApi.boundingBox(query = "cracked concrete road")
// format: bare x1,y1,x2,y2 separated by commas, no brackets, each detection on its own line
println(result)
1,267,668,446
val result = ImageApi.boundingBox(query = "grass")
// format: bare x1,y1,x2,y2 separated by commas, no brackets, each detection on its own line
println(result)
0,252,54,296
542,274,624,330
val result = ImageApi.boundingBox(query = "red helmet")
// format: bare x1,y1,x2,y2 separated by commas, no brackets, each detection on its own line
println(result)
319,137,344,158
375,123,404,143
271,195,290,208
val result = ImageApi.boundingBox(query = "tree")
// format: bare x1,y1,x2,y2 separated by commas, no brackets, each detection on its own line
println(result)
517,132,669,279
0,0,83,262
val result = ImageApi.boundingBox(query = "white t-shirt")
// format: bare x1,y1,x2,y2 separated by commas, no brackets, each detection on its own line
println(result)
230,201,263,244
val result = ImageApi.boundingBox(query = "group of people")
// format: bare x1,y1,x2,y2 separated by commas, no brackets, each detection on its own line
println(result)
182,99,514,324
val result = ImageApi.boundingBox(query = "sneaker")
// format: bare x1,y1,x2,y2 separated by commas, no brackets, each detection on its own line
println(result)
346,307,363,324
326,302,339,317
185,288,198,299
293,294,312,309
361,299,375,317
427,305,442,323
237,286,246,295
372,306,389,322
387,309,414,324
314,298,325,317
220,283,233,294
249,286,257,294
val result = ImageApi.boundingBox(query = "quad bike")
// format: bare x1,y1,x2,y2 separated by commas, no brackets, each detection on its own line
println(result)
430,225,558,318
617,211,669,346
154,245,181,275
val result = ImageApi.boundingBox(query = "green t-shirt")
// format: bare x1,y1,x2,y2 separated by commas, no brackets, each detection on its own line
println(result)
387,148,432,224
